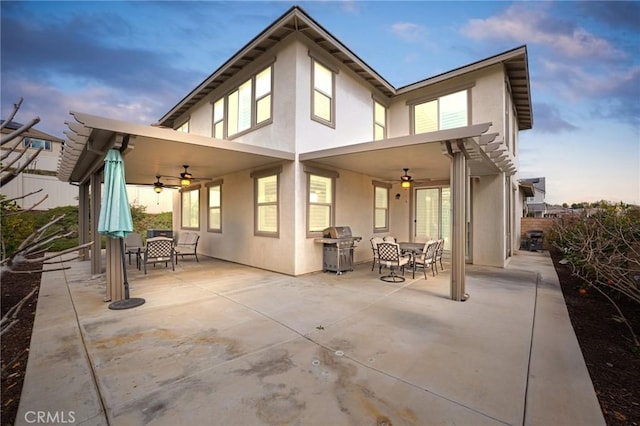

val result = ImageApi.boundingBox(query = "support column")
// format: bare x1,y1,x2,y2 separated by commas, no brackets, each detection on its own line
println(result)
105,238,124,302
90,172,101,276
78,182,90,261
451,151,467,301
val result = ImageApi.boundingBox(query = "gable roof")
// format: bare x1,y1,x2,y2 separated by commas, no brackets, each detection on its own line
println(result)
158,5,532,131
158,5,395,129
1,120,65,143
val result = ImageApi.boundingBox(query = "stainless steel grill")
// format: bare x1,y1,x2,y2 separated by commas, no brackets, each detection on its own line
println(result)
314,226,362,274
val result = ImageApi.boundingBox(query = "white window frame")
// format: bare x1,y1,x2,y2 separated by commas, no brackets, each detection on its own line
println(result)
23,138,52,151
408,85,474,135
175,120,189,133
310,56,337,128
212,64,273,139
212,98,224,139
180,186,200,230
251,166,282,237
206,180,223,233
373,181,391,233
305,166,338,237
373,98,387,141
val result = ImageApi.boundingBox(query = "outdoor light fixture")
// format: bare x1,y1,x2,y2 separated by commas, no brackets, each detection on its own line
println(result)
400,168,412,189
180,165,192,186
153,175,164,194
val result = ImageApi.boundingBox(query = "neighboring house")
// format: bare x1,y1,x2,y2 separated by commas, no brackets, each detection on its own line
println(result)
1,120,77,209
521,177,546,217
57,6,532,301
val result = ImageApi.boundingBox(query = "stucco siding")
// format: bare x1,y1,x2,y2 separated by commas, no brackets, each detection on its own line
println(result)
472,174,507,267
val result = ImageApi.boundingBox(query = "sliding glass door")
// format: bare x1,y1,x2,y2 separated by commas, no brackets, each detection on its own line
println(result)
414,187,450,248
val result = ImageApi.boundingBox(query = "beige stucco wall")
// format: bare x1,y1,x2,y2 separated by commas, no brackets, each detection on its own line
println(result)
471,173,507,267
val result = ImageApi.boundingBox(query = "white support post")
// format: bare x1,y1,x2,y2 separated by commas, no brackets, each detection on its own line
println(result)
90,173,102,276
451,150,467,301
78,182,90,261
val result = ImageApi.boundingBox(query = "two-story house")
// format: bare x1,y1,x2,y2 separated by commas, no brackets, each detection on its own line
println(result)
520,177,547,217
1,120,77,209
57,6,532,301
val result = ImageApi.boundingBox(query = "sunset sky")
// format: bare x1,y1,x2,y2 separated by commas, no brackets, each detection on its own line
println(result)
2,1,638,205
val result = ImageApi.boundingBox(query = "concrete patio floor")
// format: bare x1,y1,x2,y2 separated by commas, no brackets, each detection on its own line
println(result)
16,251,605,425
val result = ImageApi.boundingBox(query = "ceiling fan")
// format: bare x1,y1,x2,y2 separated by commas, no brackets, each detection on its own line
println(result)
400,168,414,189
154,165,209,192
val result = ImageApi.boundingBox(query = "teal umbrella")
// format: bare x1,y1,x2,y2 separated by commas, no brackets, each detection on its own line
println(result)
98,149,144,309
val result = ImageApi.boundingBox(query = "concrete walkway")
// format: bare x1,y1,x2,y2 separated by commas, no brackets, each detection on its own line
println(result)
16,251,604,425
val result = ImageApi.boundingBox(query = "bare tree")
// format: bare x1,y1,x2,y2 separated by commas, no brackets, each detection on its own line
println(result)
1,98,92,335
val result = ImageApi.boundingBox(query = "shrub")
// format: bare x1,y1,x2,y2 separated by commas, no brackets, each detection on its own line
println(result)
549,202,640,347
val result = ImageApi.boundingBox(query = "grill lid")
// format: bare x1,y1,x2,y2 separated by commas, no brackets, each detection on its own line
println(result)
323,226,352,239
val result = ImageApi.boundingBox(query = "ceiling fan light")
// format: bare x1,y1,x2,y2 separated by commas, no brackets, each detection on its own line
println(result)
401,180,411,189
400,168,412,189
180,177,191,186
154,185,163,194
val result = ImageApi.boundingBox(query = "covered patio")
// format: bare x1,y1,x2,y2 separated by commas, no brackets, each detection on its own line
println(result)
59,111,514,302
16,251,604,425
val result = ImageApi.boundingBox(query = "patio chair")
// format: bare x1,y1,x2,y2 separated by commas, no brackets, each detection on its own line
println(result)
433,239,445,274
124,232,144,268
412,240,439,279
174,232,200,264
369,237,384,273
142,237,174,274
377,242,411,283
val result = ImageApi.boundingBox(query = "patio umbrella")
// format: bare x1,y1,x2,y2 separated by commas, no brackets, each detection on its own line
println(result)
98,149,145,310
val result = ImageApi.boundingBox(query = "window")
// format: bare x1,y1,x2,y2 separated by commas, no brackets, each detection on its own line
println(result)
252,167,281,237
373,182,390,232
213,99,224,139
374,100,386,140
212,65,272,139
207,181,222,232
181,187,200,229
176,120,189,133
312,59,335,126
23,138,51,151
412,89,469,134
305,166,337,236
255,67,272,125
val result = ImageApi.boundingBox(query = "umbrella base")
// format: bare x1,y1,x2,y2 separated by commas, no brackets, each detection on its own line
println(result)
108,297,146,310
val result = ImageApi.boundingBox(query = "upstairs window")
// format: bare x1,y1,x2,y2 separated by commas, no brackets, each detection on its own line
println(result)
311,59,335,127
374,100,386,140
23,138,51,151
213,98,224,139
412,89,469,134
176,120,189,133
212,64,273,139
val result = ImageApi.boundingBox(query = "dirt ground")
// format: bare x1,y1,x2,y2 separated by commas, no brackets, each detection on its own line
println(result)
1,255,639,425
551,249,640,425
1,262,41,426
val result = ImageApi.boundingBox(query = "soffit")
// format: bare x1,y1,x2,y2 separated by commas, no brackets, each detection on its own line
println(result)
58,112,294,185
299,123,503,183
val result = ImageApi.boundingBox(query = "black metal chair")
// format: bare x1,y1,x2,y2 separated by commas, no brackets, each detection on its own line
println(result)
142,237,174,274
124,232,144,268
412,241,439,279
377,242,411,283
433,239,445,274
370,237,384,273
174,232,200,264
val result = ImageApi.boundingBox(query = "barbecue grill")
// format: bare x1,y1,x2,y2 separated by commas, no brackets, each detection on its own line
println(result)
314,226,362,274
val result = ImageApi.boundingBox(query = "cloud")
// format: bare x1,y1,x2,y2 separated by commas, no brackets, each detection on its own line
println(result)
390,22,427,43
536,59,640,127
531,102,578,134
461,4,625,60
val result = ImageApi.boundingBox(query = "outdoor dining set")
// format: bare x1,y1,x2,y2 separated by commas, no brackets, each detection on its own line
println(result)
123,232,200,274
370,236,445,283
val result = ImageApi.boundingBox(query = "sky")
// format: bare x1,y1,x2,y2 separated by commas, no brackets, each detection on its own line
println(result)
1,1,639,205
